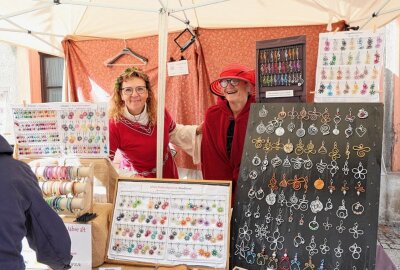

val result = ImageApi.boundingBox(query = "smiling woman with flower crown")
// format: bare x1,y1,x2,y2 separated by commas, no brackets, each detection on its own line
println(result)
109,67,201,178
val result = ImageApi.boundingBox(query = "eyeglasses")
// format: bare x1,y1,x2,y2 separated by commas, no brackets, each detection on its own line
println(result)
219,78,241,88
121,86,147,95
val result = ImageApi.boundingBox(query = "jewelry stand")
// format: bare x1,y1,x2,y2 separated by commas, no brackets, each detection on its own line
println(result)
106,178,232,270
31,163,94,217
256,35,307,103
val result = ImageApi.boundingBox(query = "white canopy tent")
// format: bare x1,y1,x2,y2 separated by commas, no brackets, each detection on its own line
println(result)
1,0,399,177
1,0,399,56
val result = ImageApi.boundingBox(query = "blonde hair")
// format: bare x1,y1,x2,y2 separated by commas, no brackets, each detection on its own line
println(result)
109,67,157,125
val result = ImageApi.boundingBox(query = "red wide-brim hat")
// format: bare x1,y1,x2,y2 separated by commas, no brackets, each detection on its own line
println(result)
210,63,256,97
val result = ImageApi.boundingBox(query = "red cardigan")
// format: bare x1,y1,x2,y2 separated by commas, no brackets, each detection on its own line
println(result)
109,110,179,179
201,96,255,195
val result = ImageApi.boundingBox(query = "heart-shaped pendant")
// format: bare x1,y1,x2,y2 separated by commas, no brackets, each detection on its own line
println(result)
356,125,367,137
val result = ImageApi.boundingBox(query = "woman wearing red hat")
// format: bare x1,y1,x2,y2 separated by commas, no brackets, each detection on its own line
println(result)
201,64,256,198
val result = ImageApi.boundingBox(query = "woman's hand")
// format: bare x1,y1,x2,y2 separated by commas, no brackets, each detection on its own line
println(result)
196,122,204,135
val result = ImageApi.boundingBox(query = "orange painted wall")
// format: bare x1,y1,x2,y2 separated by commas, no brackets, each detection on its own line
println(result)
28,49,42,103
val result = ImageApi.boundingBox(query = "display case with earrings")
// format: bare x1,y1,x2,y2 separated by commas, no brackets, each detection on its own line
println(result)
106,178,231,268
315,30,385,102
11,102,109,158
256,35,306,103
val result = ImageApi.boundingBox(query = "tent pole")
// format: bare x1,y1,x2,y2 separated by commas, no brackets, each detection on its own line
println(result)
0,3,53,21
33,0,159,13
4,18,62,53
156,2,169,178
0,28,64,37
170,0,229,13
360,0,392,29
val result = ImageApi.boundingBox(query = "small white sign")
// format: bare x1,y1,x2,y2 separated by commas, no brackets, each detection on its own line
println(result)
22,223,92,270
265,90,294,98
66,223,92,270
167,60,189,76
99,267,122,270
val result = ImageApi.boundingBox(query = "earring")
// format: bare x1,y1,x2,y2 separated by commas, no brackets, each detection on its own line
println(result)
314,177,324,190
279,250,290,270
355,181,365,196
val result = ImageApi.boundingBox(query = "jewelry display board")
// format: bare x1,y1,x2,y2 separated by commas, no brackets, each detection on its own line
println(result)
314,30,385,103
11,102,109,158
106,178,231,269
30,163,94,217
231,103,383,270
256,35,306,103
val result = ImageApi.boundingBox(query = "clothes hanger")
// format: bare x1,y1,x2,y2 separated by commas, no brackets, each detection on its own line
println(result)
104,40,148,67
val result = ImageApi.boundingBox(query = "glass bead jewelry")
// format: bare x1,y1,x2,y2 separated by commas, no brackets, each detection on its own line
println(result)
290,253,301,270
267,251,278,269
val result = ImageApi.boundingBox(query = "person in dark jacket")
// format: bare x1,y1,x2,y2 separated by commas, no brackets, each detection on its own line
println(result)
0,134,72,269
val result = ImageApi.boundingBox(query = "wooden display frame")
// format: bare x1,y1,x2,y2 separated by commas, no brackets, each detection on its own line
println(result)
106,178,232,270
256,35,307,103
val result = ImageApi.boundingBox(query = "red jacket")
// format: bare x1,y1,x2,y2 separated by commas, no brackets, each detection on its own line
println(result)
201,95,255,197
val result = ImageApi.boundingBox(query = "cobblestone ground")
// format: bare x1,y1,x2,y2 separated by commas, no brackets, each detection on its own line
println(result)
378,224,400,269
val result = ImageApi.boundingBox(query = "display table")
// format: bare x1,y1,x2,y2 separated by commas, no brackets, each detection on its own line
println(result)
94,245,396,270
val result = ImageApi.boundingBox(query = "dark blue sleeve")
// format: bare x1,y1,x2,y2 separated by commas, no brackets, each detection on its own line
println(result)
22,163,73,270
